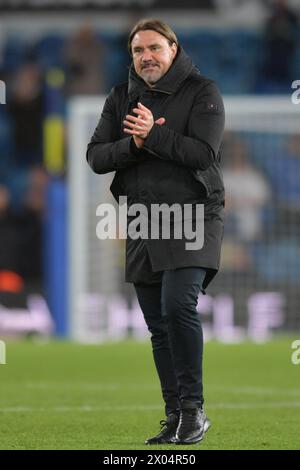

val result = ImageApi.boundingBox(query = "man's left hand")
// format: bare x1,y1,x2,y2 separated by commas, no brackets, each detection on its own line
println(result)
123,102,165,148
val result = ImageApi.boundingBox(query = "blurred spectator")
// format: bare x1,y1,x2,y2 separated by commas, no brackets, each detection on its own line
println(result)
7,62,44,168
221,240,253,271
270,134,300,210
0,26,4,72
0,185,24,292
223,134,271,241
17,166,48,282
64,24,105,96
259,0,299,91
263,134,300,234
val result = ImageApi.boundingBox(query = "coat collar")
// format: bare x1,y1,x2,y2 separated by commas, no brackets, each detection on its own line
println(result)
128,46,196,102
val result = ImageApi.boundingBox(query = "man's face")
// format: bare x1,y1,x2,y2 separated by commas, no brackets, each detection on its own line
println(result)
131,30,177,86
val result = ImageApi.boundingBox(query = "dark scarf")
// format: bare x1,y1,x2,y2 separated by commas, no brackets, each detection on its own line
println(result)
128,46,198,102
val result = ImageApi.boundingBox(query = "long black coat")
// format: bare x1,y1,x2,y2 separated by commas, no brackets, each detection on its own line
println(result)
87,47,225,291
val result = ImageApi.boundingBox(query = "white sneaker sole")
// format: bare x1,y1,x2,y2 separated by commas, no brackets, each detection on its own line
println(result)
175,418,211,445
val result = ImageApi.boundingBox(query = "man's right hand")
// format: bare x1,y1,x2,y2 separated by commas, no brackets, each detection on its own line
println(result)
133,117,165,149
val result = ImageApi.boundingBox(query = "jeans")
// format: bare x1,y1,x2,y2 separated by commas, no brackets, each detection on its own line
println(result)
134,267,206,416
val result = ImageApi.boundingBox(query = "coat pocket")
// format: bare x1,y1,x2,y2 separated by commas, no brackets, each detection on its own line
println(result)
190,160,224,197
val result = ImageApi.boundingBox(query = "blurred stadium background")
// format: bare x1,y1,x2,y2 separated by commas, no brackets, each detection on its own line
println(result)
0,0,300,450
0,0,299,342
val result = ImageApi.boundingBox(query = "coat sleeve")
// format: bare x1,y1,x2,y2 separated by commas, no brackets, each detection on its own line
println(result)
86,87,143,174
143,81,225,171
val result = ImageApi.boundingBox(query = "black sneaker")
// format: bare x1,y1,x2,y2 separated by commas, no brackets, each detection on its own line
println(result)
145,412,179,445
175,408,211,445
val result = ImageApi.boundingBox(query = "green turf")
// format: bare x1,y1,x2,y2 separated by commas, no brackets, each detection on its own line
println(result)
0,338,299,450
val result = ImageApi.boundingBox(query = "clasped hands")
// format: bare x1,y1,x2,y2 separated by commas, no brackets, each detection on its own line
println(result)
123,102,165,149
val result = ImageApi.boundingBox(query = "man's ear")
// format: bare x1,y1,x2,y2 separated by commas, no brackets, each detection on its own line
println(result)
171,42,178,60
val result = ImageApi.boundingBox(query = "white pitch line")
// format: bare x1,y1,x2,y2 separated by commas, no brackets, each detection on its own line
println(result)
0,405,161,413
210,401,300,409
19,383,300,397
209,386,300,397
1,402,300,413
23,382,158,391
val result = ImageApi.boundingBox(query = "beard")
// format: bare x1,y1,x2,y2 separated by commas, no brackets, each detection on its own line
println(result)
140,63,162,85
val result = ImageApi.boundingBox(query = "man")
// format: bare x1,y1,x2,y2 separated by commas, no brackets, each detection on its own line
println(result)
87,19,225,445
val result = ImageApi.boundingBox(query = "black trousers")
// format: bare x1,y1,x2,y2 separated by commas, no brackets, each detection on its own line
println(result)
134,267,206,416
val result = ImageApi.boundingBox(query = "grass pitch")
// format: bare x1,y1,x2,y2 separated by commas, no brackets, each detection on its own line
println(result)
0,338,299,450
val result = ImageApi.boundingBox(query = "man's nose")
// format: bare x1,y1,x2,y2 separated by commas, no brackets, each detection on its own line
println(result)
141,49,153,62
